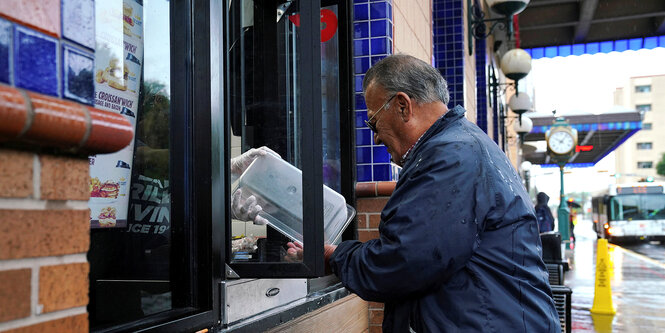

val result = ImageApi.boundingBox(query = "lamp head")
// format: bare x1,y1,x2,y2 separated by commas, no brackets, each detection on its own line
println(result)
486,0,530,16
513,115,533,134
508,92,531,116
500,48,532,81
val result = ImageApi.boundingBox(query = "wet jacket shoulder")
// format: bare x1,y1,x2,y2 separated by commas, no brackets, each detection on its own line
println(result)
330,106,560,332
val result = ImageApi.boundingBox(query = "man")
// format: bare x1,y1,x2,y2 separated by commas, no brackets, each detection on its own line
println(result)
535,192,555,233
320,54,560,332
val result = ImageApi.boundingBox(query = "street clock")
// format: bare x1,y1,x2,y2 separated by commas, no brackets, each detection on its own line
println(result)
546,119,577,159
547,130,576,155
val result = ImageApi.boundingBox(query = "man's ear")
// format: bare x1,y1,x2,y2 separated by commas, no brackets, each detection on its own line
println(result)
396,92,412,122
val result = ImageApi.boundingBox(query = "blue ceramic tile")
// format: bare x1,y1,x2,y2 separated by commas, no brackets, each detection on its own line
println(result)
14,26,59,97
643,37,658,49
600,41,613,53
370,2,388,20
354,4,369,21
615,39,628,52
354,22,369,39
62,0,96,50
356,147,372,163
371,55,386,66
371,20,388,37
0,19,11,84
355,110,367,127
62,44,94,105
371,38,388,54
629,38,642,50
356,128,372,145
354,56,370,74
373,164,391,181
354,39,369,56
357,165,372,182
355,93,367,110
372,146,390,163
355,74,364,92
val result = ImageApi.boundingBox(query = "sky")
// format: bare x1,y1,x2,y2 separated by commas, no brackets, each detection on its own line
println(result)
521,47,665,206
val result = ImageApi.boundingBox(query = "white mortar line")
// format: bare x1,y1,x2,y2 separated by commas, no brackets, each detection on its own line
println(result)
31,264,39,316
0,253,88,271
0,199,90,210
0,306,87,332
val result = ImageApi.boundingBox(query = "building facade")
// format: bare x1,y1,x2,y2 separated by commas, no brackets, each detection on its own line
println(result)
1,1,510,332
614,75,665,183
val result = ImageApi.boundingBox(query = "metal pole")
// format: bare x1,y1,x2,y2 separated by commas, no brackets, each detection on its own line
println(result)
557,165,571,249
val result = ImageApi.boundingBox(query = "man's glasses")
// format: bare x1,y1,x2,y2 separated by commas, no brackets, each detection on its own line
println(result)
364,94,396,133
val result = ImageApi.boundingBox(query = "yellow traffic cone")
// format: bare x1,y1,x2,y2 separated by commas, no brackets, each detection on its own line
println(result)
590,238,616,315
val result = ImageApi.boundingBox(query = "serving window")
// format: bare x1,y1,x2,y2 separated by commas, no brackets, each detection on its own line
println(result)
224,0,354,279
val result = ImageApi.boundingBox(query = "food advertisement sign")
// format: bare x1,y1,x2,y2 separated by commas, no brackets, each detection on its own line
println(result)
89,0,144,228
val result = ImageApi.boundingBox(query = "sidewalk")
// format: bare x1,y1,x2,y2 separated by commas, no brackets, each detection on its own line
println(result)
563,220,665,332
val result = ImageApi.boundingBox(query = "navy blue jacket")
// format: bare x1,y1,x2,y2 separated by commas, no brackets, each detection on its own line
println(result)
330,106,560,332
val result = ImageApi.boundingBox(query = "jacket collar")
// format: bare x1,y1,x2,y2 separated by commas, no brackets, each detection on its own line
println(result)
400,105,466,167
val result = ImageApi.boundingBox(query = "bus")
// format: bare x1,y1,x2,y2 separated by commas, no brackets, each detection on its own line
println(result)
591,182,665,243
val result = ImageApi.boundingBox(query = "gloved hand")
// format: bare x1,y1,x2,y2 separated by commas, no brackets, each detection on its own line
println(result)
230,146,281,180
231,188,268,225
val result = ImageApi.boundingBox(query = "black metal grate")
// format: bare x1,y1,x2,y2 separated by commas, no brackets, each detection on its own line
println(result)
551,285,572,333
546,263,564,285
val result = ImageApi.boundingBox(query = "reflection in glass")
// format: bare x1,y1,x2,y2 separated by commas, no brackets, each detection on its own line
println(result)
89,0,172,328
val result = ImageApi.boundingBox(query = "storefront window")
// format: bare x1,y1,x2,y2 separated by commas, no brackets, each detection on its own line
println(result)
88,0,174,328
225,0,352,278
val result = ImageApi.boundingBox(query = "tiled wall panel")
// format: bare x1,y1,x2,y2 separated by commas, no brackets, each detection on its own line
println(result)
353,0,394,182
1,0,95,105
432,0,465,109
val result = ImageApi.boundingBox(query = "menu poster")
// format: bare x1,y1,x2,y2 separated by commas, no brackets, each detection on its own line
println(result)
89,0,144,228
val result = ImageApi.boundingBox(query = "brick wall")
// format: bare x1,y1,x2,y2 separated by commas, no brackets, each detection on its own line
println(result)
0,149,90,332
356,181,395,333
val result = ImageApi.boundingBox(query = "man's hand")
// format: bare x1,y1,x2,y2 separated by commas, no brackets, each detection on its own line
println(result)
285,242,337,274
231,188,268,225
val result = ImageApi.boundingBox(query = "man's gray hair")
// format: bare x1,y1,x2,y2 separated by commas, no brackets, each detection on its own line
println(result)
362,54,449,105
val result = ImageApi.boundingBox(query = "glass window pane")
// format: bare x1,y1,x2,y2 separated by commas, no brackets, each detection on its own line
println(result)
226,1,347,267
88,0,173,327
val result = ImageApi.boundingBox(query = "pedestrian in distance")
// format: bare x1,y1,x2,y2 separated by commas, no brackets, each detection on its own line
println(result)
289,54,560,332
535,192,556,233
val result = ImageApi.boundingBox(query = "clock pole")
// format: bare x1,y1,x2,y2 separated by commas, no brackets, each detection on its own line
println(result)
545,116,577,250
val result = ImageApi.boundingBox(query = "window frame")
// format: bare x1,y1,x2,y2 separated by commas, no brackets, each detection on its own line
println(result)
637,161,653,169
91,0,221,331
221,0,355,279
635,85,651,93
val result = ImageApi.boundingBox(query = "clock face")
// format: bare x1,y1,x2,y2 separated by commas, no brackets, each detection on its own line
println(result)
548,131,575,154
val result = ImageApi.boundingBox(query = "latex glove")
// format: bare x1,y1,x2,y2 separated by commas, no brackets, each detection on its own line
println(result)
230,146,281,179
231,188,268,225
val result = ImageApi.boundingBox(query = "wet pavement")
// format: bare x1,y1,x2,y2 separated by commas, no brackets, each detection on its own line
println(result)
564,220,665,332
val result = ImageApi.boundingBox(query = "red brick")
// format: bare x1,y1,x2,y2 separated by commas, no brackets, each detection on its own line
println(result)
3,313,88,333
357,198,389,213
368,214,381,229
0,0,61,37
358,230,380,242
369,308,385,325
369,325,383,333
356,214,367,228
0,269,31,321
356,182,377,197
0,149,33,198
368,302,384,310
39,263,89,313
376,181,396,196
0,210,89,260
40,155,89,200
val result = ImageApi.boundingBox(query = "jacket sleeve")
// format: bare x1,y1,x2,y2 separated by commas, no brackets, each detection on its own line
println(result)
330,143,492,302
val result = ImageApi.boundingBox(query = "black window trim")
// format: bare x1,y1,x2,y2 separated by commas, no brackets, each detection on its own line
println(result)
92,0,221,331
223,0,328,278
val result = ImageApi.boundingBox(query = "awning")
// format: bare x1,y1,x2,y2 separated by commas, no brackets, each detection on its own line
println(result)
522,110,642,166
